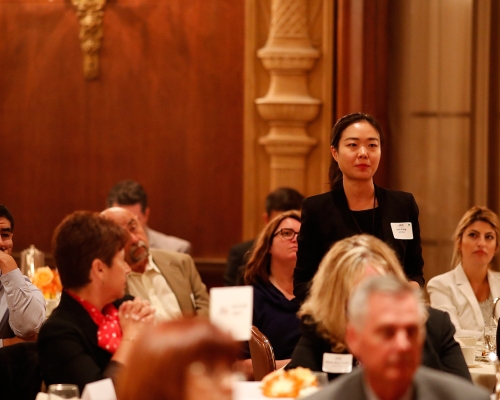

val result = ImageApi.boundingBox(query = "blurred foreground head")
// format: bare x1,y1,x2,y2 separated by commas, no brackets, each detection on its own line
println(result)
116,318,239,400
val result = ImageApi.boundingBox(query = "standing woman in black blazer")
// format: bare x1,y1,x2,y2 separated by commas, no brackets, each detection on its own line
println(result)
294,112,424,302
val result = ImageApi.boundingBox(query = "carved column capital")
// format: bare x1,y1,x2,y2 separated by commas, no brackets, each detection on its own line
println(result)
72,0,107,80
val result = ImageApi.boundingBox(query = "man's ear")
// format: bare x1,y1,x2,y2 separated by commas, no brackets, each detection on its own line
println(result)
262,212,269,224
345,323,359,355
144,207,151,224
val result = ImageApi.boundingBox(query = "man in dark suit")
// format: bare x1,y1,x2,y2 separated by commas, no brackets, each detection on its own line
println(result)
305,276,488,400
224,187,304,286
101,207,209,319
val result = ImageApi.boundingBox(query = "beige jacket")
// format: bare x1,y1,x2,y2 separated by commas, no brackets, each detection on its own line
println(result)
126,249,209,317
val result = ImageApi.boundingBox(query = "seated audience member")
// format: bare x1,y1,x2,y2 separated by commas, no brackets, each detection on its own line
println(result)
0,204,45,346
224,187,304,286
305,276,489,400
242,211,301,369
101,207,209,318
287,235,471,381
428,206,500,339
38,211,155,393
116,318,237,400
107,180,191,253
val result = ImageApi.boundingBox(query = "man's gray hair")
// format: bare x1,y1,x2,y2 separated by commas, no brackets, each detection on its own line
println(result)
347,275,428,330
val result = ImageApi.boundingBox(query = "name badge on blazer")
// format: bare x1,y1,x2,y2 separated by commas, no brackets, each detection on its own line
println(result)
322,353,353,374
391,222,413,240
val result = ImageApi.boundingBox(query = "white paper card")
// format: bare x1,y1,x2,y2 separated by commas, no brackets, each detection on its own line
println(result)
210,286,253,341
390,222,413,240
322,353,353,374
82,378,117,400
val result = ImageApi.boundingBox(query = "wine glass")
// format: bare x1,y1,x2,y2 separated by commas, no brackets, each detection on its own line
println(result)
484,324,497,355
47,384,79,399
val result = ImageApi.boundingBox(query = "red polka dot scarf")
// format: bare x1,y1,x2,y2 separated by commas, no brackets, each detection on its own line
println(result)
66,290,122,354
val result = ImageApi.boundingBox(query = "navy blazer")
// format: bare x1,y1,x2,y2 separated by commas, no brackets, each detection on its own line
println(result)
294,185,424,302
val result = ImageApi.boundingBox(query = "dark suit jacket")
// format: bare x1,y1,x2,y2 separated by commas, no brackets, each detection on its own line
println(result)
305,366,489,400
287,308,471,382
294,185,424,302
223,240,255,286
38,292,123,393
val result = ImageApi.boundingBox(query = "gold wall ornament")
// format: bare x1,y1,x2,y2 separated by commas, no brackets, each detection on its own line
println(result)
256,0,321,192
72,0,107,80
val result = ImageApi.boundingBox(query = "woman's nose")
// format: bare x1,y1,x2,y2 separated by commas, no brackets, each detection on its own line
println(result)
358,146,368,157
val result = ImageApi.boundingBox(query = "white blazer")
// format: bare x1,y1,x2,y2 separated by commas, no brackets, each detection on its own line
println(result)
427,264,500,339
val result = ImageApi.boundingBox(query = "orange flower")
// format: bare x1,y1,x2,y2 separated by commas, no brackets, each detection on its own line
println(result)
32,267,54,287
32,267,62,300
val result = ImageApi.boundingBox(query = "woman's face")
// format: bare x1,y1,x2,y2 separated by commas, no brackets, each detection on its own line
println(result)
103,249,131,301
460,221,497,268
331,121,381,183
269,218,301,266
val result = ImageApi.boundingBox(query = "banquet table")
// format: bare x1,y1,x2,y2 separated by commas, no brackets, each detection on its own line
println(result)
470,362,496,392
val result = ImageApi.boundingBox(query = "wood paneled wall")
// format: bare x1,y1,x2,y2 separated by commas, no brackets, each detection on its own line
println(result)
335,0,390,186
0,1,244,261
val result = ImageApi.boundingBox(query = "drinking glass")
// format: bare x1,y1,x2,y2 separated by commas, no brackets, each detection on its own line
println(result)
484,325,497,354
48,384,79,399
312,371,328,388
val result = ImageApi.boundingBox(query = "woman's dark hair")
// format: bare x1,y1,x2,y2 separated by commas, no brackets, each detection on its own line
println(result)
244,210,301,285
52,211,128,289
115,318,238,400
328,112,384,190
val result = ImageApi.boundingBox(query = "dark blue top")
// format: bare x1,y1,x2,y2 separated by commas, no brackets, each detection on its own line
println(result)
250,280,300,360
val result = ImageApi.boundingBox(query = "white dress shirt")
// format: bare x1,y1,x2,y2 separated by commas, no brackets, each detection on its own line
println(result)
127,255,182,321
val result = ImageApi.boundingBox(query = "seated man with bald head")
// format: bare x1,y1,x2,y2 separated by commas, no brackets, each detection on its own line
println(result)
101,208,209,319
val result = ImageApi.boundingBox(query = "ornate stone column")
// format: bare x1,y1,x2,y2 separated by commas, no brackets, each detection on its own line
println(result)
256,0,320,192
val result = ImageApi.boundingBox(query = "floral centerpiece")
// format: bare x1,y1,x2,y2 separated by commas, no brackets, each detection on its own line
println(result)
31,266,62,300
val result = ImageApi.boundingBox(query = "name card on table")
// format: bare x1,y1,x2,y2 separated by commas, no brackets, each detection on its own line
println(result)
210,286,253,341
82,378,116,400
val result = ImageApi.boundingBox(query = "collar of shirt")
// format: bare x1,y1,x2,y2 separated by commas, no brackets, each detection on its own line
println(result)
129,254,160,276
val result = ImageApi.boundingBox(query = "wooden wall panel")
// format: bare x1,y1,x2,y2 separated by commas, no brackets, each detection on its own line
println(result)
335,0,390,186
0,0,244,262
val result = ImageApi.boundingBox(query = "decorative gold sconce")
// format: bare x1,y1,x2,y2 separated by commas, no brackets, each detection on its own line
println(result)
72,0,107,80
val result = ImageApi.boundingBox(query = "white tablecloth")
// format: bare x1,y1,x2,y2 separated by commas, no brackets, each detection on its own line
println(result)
470,362,496,392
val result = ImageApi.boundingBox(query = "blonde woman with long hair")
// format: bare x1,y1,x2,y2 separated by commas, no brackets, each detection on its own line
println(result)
286,234,470,381
427,206,500,339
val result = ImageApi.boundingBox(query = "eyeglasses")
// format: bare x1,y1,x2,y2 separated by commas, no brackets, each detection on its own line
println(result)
273,228,299,240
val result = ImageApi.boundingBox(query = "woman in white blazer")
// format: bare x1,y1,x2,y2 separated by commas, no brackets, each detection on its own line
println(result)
427,206,500,339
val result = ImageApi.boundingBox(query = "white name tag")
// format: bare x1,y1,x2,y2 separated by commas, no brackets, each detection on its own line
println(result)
322,353,353,374
390,222,413,240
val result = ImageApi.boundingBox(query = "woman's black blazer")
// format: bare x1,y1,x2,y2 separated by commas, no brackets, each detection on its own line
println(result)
293,185,424,302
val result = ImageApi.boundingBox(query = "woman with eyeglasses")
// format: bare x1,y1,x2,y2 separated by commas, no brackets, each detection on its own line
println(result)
242,210,301,371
